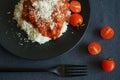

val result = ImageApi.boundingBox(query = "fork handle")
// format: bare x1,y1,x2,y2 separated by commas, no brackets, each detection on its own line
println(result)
0,68,48,72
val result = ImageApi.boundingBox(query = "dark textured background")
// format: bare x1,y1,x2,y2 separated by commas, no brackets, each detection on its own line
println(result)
0,0,120,80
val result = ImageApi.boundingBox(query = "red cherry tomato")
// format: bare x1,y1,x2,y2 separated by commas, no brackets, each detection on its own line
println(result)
101,58,115,72
100,26,114,39
70,13,83,27
69,1,81,13
88,42,101,55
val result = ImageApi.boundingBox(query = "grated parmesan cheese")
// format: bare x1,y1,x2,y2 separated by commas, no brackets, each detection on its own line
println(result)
32,0,57,20
32,0,58,29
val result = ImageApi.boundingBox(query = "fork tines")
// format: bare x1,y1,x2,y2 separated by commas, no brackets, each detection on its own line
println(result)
61,65,88,77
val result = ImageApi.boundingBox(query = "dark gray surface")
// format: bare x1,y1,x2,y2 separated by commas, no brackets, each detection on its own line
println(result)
0,0,120,80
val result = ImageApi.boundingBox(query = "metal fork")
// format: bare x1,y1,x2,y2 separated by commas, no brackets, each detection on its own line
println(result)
0,64,88,77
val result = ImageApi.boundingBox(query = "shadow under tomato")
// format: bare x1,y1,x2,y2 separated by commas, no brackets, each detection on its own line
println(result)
78,42,89,56
93,28,102,40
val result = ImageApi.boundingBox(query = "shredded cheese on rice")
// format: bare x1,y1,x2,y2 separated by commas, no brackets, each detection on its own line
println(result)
13,0,69,44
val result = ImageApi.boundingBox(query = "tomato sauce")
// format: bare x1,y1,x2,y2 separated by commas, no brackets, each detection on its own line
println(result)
22,0,69,39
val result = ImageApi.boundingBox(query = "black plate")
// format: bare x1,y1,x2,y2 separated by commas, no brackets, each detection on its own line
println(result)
0,0,90,60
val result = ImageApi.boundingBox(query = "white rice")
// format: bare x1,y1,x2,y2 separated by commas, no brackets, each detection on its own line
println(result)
13,0,68,44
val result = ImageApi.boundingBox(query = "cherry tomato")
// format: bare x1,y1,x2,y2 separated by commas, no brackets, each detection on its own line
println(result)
100,26,115,39
69,1,81,13
88,42,101,55
70,13,83,27
101,58,115,72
